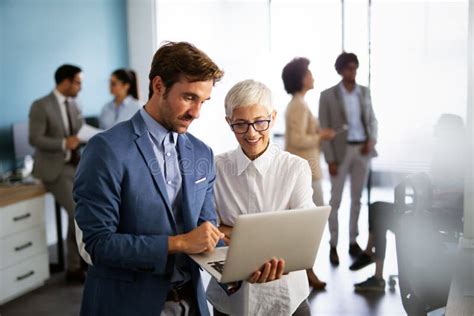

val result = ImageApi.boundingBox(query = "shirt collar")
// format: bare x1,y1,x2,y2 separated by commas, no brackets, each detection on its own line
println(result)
53,89,68,105
139,108,178,147
339,81,360,96
234,142,280,176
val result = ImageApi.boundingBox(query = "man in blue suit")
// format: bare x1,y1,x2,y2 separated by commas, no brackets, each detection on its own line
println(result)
73,42,226,316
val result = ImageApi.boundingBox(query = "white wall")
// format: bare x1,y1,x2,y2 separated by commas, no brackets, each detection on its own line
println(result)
127,0,157,103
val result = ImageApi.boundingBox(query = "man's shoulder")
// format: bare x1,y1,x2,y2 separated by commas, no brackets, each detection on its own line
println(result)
183,132,213,157
31,92,54,108
358,85,370,95
29,94,56,118
104,119,134,137
320,84,340,96
89,120,135,150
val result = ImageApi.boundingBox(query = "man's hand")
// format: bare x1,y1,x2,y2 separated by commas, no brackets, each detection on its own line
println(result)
65,135,80,150
218,224,233,246
247,258,285,284
168,222,224,255
361,140,375,156
328,162,338,176
319,128,336,141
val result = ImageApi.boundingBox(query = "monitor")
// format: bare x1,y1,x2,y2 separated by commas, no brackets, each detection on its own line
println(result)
12,122,35,160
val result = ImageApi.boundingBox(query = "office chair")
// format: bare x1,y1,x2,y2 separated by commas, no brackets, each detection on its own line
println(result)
393,173,458,316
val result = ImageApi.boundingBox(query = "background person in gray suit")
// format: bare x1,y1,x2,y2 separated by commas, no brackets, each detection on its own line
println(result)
319,53,378,266
29,64,85,281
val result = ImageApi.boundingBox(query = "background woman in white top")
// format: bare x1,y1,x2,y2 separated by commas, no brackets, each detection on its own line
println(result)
99,68,141,130
207,80,314,316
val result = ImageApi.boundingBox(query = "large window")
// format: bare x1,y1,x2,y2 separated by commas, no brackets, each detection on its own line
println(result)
269,0,342,133
154,0,469,172
155,0,341,154
370,0,468,173
156,0,271,153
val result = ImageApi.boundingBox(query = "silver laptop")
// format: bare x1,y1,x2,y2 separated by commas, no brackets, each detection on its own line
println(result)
189,206,331,283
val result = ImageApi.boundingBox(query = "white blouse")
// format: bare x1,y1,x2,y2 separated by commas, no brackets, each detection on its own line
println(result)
206,143,314,315
99,96,140,130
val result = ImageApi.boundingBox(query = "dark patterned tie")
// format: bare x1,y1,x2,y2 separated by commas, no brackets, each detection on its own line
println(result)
65,100,80,166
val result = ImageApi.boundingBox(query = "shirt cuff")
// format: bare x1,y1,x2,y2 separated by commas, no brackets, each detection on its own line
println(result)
62,138,66,151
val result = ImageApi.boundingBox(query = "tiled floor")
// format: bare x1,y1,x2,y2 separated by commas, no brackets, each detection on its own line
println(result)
0,182,425,315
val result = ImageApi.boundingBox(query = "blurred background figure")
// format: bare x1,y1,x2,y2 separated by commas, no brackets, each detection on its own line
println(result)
28,64,86,282
352,113,465,294
282,57,335,290
99,68,140,130
319,52,378,266
430,113,466,196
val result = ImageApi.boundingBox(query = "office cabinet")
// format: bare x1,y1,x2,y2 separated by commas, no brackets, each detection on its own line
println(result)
0,185,49,305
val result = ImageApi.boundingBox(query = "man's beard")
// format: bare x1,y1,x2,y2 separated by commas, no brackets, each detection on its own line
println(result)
160,108,193,133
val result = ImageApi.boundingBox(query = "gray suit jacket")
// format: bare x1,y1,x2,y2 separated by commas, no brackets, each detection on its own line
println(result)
29,92,83,182
318,83,378,165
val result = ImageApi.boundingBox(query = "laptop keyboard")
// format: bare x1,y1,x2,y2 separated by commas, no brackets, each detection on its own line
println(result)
208,260,226,274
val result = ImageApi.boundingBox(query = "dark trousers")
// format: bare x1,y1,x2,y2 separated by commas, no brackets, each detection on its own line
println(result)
162,282,199,316
368,201,398,260
44,164,82,271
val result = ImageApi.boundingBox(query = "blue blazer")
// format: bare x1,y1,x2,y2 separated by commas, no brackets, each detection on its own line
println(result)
74,111,219,316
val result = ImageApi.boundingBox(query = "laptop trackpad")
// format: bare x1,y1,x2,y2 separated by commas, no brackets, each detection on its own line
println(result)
189,246,228,267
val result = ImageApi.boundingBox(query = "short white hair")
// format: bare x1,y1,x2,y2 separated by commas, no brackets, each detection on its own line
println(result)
224,79,273,117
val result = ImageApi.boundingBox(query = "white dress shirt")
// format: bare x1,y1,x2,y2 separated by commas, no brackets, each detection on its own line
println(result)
339,83,366,142
206,143,313,315
53,89,72,161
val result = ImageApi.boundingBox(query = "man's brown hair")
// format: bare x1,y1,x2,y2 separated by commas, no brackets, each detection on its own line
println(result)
148,41,224,99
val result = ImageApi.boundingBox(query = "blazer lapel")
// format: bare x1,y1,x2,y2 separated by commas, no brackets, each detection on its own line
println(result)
49,93,68,137
131,113,177,232
68,100,81,134
357,87,369,137
177,134,195,232
334,85,348,125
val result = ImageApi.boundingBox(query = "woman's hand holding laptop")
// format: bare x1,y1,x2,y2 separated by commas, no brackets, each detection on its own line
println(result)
247,258,286,284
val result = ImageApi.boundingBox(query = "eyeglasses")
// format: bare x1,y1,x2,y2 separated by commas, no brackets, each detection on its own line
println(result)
229,116,272,134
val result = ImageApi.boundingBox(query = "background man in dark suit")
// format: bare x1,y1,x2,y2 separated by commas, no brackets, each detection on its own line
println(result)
29,64,85,281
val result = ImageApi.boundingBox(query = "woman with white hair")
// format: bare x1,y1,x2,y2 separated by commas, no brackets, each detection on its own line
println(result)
207,79,313,315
